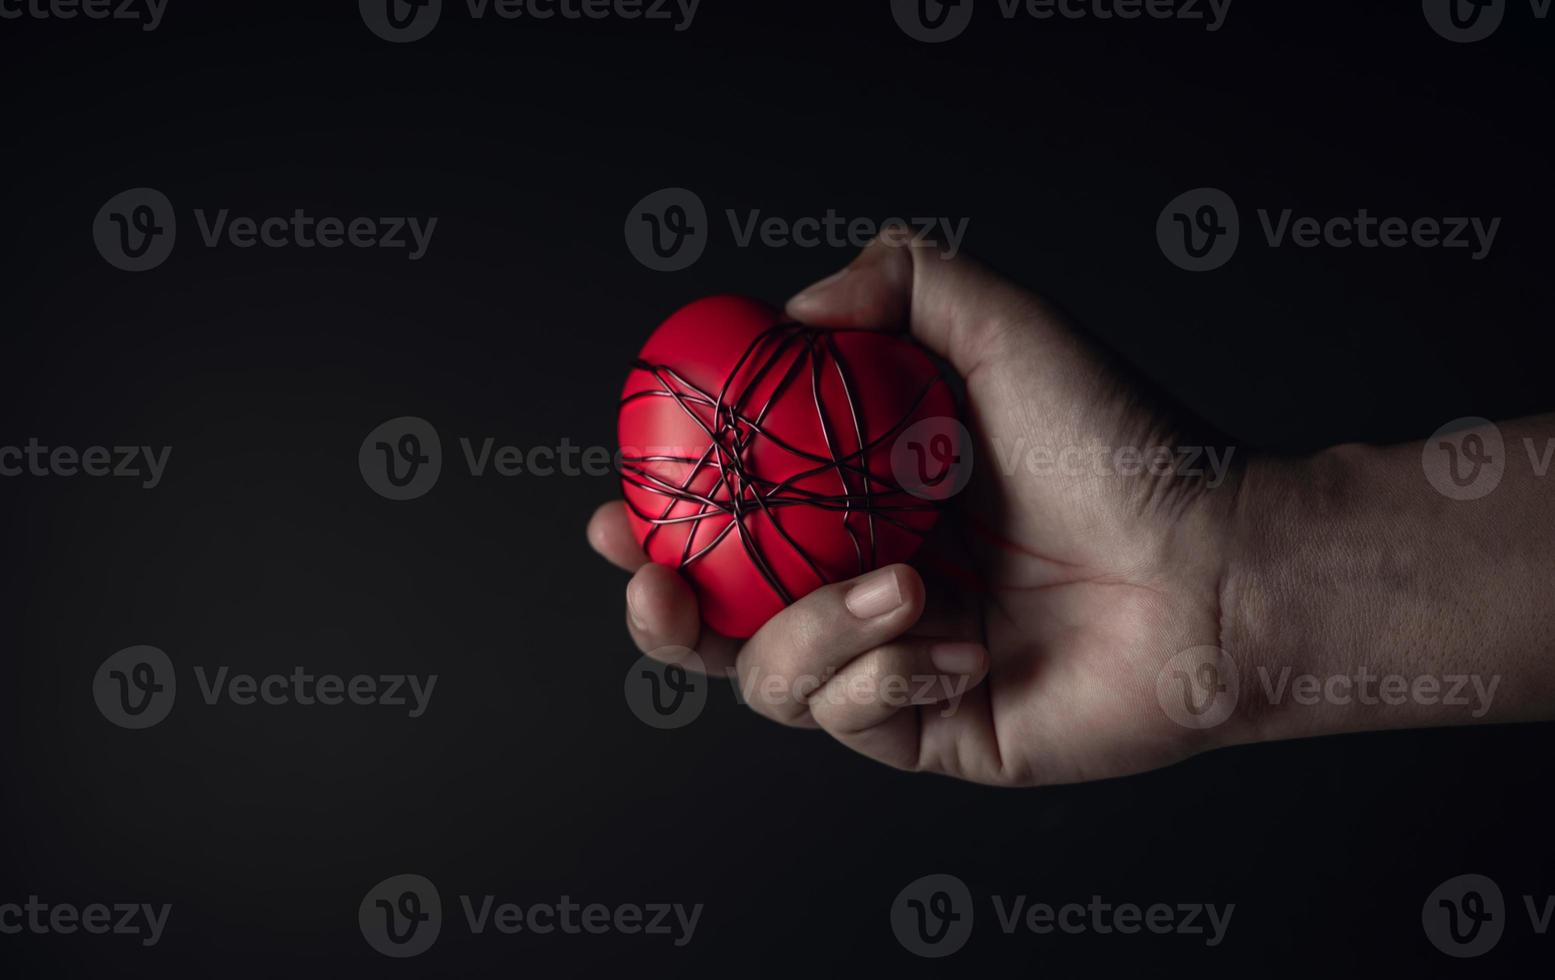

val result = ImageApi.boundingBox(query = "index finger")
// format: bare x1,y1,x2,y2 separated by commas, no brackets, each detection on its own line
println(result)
586,500,649,572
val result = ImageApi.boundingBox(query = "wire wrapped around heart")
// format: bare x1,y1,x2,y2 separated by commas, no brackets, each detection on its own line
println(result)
618,297,961,637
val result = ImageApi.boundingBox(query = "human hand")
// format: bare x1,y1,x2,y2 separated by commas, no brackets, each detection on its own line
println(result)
590,231,1245,786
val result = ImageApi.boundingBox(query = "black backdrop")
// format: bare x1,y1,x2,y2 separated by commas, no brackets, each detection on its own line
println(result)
2,2,1552,976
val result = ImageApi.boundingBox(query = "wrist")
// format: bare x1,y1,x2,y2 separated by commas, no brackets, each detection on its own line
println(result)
1219,438,1535,745
1218,445,1375,746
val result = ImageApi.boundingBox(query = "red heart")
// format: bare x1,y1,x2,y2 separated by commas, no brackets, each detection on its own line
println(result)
617,295,960,638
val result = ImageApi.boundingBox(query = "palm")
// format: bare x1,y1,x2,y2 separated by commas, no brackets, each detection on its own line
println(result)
891,302,1233,786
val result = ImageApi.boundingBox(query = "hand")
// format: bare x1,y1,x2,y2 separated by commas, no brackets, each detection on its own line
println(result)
589,232,1245,786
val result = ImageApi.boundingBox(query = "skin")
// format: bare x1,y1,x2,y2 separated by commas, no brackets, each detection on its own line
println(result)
587,233,1555,787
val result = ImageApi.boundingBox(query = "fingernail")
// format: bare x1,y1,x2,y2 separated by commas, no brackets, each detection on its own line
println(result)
845,568,903,619
930,642,985,675
626,586,647,632
788,266,850,309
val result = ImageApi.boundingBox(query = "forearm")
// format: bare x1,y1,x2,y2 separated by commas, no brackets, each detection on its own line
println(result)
1222,417,1555,745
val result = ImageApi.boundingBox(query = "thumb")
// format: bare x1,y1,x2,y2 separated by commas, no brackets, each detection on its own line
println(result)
784,232,914,330
784,228,1046,379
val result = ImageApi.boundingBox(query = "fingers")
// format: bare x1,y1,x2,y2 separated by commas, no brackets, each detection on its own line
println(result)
586,501,648,572
785,229,1045,380
592,501,994,761
623,562,741,676
806,640,988,739
589,501,740,673
734,564,928,728
624,562,697,649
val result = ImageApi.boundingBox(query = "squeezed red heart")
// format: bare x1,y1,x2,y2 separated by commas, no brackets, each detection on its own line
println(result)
617,295,961,638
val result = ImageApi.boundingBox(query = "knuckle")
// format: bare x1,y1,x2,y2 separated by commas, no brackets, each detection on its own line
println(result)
809,645,919,734
769,599,843,673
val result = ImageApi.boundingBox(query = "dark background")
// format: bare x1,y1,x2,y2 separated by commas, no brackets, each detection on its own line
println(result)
2,1,1552,976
